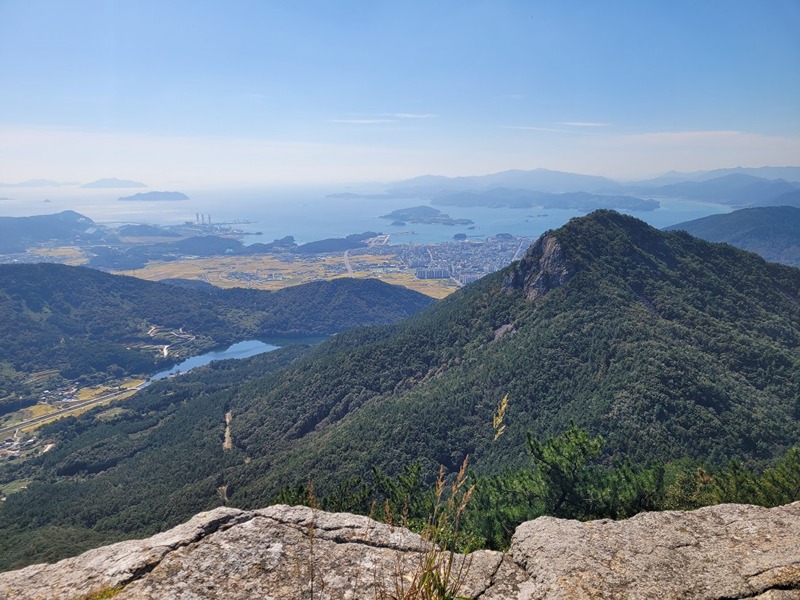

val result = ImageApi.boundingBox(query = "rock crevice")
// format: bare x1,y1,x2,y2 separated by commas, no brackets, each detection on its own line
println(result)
503,233,573,301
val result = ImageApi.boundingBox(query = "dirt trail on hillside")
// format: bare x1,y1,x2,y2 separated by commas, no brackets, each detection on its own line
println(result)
223,412,232,451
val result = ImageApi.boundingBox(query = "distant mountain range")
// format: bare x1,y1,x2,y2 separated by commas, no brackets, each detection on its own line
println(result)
432,188,659,211
2,166,799,207
0,177,146,188
630,174,800,206
353,166,800,210
632,166,800,186
388,168,622,195
0,179,76,188
665,206,800,267
81,178,146,189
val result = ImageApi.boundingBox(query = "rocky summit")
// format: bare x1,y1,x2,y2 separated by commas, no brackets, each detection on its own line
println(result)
1,502,798,599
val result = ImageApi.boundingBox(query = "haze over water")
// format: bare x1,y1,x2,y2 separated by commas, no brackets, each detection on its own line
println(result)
0,185,732,246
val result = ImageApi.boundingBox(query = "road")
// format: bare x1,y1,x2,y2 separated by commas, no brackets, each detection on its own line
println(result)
0,384,147,439
367,234,390,246
343,250,354,276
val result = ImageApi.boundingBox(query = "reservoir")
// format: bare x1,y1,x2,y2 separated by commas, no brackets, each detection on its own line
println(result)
151,340,279,380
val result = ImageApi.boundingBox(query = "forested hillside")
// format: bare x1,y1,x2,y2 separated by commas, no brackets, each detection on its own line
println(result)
0,264,433,413
1,210,798,570
225,210,799,487
0,211,108,253
665,205,800,266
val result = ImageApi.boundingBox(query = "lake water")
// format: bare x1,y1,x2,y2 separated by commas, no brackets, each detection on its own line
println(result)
0,185,732,245
151,340,279,380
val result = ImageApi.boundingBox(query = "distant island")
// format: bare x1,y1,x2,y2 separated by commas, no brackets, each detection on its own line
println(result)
82,178,147,189
293,232,379,254
327,192,399,200
432,189,659,212
380,206,474,226
119,191,189,202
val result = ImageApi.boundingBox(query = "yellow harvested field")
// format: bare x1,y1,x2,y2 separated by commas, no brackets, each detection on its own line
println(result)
20,390,139,433
118,255,326,290
3,404,53,428
116,254,460,298
77,386,110,401
28,403,58,418
372,273,458,299
29,246,87,266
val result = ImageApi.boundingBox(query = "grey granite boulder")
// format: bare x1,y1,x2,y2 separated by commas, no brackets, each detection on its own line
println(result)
0,502,798,599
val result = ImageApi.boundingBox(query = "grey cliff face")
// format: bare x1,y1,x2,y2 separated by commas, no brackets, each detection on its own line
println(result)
503,234,573,301
0,502,799,599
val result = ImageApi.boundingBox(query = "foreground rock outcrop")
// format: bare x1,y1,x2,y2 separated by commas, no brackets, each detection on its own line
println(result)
503,233,573,301
1,502,799,599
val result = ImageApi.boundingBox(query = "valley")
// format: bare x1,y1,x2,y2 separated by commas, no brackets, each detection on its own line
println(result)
0,209,798,572
114,250,461,298
0,380,144,441
3,2,799,593
0,264,433,418
1,173,800,577
0,213,535,299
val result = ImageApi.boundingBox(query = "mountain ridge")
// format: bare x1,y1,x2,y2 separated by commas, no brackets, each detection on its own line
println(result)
0,264,433,413
0,211,105,253
1,210,797,569
665,205,800,266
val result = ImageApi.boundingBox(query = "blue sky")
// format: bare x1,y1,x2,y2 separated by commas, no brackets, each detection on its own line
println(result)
1,0,799,185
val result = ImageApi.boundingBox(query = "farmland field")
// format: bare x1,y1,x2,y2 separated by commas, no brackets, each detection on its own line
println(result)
116,253,459,298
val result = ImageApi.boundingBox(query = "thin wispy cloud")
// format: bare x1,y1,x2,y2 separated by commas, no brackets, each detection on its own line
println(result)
329,113,437,124
384,113,438,119
503,125,567,133
329,119,396,125
505,123,612,136
558,122,611,127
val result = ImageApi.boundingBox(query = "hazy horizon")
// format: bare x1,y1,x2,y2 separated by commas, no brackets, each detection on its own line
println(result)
1,1,799,187
2,163,800,195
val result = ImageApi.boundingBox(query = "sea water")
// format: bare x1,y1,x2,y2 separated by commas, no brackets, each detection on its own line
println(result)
0,185,732,245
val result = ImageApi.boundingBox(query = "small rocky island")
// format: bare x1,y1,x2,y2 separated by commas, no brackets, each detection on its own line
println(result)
380,205,473,226
119,191,189,202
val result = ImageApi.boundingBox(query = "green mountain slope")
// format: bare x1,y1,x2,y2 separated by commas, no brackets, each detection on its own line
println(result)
222,210,799,498
665,205,800,266
0,263,433,413
1,210,798,569
0,211,108,253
